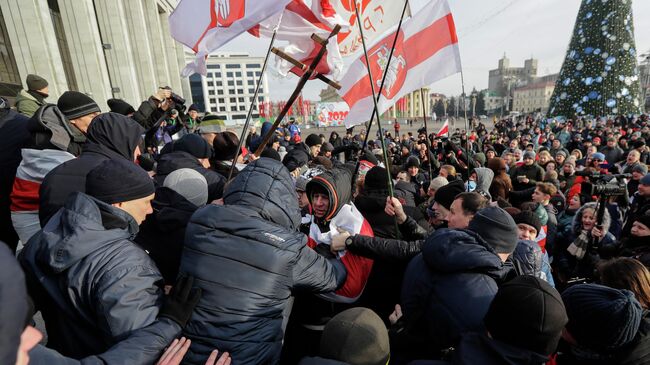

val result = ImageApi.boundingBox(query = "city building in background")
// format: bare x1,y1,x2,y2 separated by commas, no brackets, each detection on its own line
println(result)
384,87,430,120
488,54,539,97
513,80,556,114
188,52,270,123
319,85,344,103
0,0,191,111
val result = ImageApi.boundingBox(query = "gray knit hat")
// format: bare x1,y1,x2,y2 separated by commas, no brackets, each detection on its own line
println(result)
26,74,48,91
468,206,519,254
163,168,208,207
523,151,536,160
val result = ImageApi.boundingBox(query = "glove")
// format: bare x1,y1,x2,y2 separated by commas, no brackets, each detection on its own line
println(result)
153,88,172,102
159,275,201,327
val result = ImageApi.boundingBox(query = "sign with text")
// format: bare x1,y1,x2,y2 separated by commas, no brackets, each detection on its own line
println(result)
316,102,350,127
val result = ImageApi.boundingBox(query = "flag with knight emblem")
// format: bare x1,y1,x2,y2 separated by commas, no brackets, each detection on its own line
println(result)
337,0,461,127
169,0,292,76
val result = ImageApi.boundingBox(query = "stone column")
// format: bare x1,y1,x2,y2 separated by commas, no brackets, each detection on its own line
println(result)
94,0,142,106
123,0,157,102
174,42,192,104
0,0,68,99
57,0,112,111
158,11,182,94
143,0,171,88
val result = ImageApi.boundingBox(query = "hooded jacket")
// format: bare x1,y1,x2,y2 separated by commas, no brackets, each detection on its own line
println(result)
154,150,225,202
19,192,165,359
487,158,512,201
15,89,46,117
400,228,513,357
135,187,199,284
473,167,494,200
38,113,144,225
181,158,345,365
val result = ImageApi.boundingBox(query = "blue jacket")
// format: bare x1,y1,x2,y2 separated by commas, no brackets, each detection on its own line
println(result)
401,229,512,353
181,158,345,365
19,193,166,359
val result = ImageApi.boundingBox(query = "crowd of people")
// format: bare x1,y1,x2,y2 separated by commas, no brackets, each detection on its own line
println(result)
2,73,650,365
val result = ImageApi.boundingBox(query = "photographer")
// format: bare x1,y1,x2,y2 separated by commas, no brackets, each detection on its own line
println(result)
623,173,650,238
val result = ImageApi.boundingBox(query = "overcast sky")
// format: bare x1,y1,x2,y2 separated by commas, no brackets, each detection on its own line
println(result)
216,0,650,101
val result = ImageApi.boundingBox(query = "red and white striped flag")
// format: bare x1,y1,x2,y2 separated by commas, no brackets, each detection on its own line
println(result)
251,0,349,78
337,0,461,127
169,0,292,76
436,119,449,137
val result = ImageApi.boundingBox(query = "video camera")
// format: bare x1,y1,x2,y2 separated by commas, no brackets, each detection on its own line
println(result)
576,171,630,197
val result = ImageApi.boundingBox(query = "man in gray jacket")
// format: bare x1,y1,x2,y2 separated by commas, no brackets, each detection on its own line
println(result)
19,159,171,359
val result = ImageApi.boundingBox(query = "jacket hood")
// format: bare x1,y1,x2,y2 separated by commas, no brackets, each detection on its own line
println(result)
306,166,353,221
224,157,301,230
154,151,202,181
151,187,199,232
572,202,611,236
512,240,543,277
474,167,494,199
35,192,139,273
422,228,507,278
394,180,417,207
26,104,83,154
84,112,144,160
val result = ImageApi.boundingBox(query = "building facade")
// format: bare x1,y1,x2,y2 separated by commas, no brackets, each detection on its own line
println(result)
383,87,430,120
0,0,191,111
319,85,344,103
189,53,270,123
513,81,556,114
488,54,538,97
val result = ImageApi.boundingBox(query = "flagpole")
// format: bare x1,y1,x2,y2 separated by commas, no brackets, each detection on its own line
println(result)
228,14,283,181
458,49,474,177
351,0,410,185
420,88,433,179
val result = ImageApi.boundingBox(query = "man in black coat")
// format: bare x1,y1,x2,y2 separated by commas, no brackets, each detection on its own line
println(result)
38,112,144,226
0,98,30,252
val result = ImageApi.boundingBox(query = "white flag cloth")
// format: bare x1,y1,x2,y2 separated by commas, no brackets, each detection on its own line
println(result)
337,0,461,127
169,0,292,76
436,119,450,137
251,0,349,78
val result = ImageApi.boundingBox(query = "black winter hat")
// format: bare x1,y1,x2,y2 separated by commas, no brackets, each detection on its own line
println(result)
484,275,568,356
212,131,239,161
562,284,643,351
513,211,542,236
57,91,101,120
283,147,310,172
468,206,519,254
321,142,334,153
433,179,464,210
320,308,390,365
260,147,281,161
305,133,322,147
107,98,135,116
26,74,48,91
173,133,212,159
406,156,420,168
86,159,155,205
633,139,646,149
364,166,389,191
188,104,199,112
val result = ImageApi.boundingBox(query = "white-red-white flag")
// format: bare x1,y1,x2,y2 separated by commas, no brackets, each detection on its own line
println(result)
436,119,449,137
250,0,349,78
169,0,292,76
337,0,461,127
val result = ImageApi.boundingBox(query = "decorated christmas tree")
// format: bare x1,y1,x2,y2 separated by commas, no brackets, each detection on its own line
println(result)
548,0,642,117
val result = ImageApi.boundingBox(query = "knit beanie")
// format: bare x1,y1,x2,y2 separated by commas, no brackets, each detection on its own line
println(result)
562,284,643,351
321,142,334,153
26,74,48,91
406,156,420,169
591,152,606,161
86,159,154,204
198,115,224,134
212,131,239,161
484,275,568,356
513,211,542,236
173,133,212,159
641,174,650,186
188,104,199,112
305,133,322,147
523,151,536,160
312,155,333,169
57,91,101,120
633,164,649,175
468,206,519,254
261,147,282,162
364,166,389,191
283,147,310,172
163,168,208,207
320,308,390,365
434,179,465,210
430,176,449,191
107,98,135,116
295,176,308,192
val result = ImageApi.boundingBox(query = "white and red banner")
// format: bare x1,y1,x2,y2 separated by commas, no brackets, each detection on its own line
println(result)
331,0,411,57
170,0,292,76
436,119,449,137
337,0,461,127
251,0,349,78
316,102,350,127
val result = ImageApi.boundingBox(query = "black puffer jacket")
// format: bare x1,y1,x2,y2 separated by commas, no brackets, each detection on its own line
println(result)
154,151,225,202
38,113,144,225
181,158,346,365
